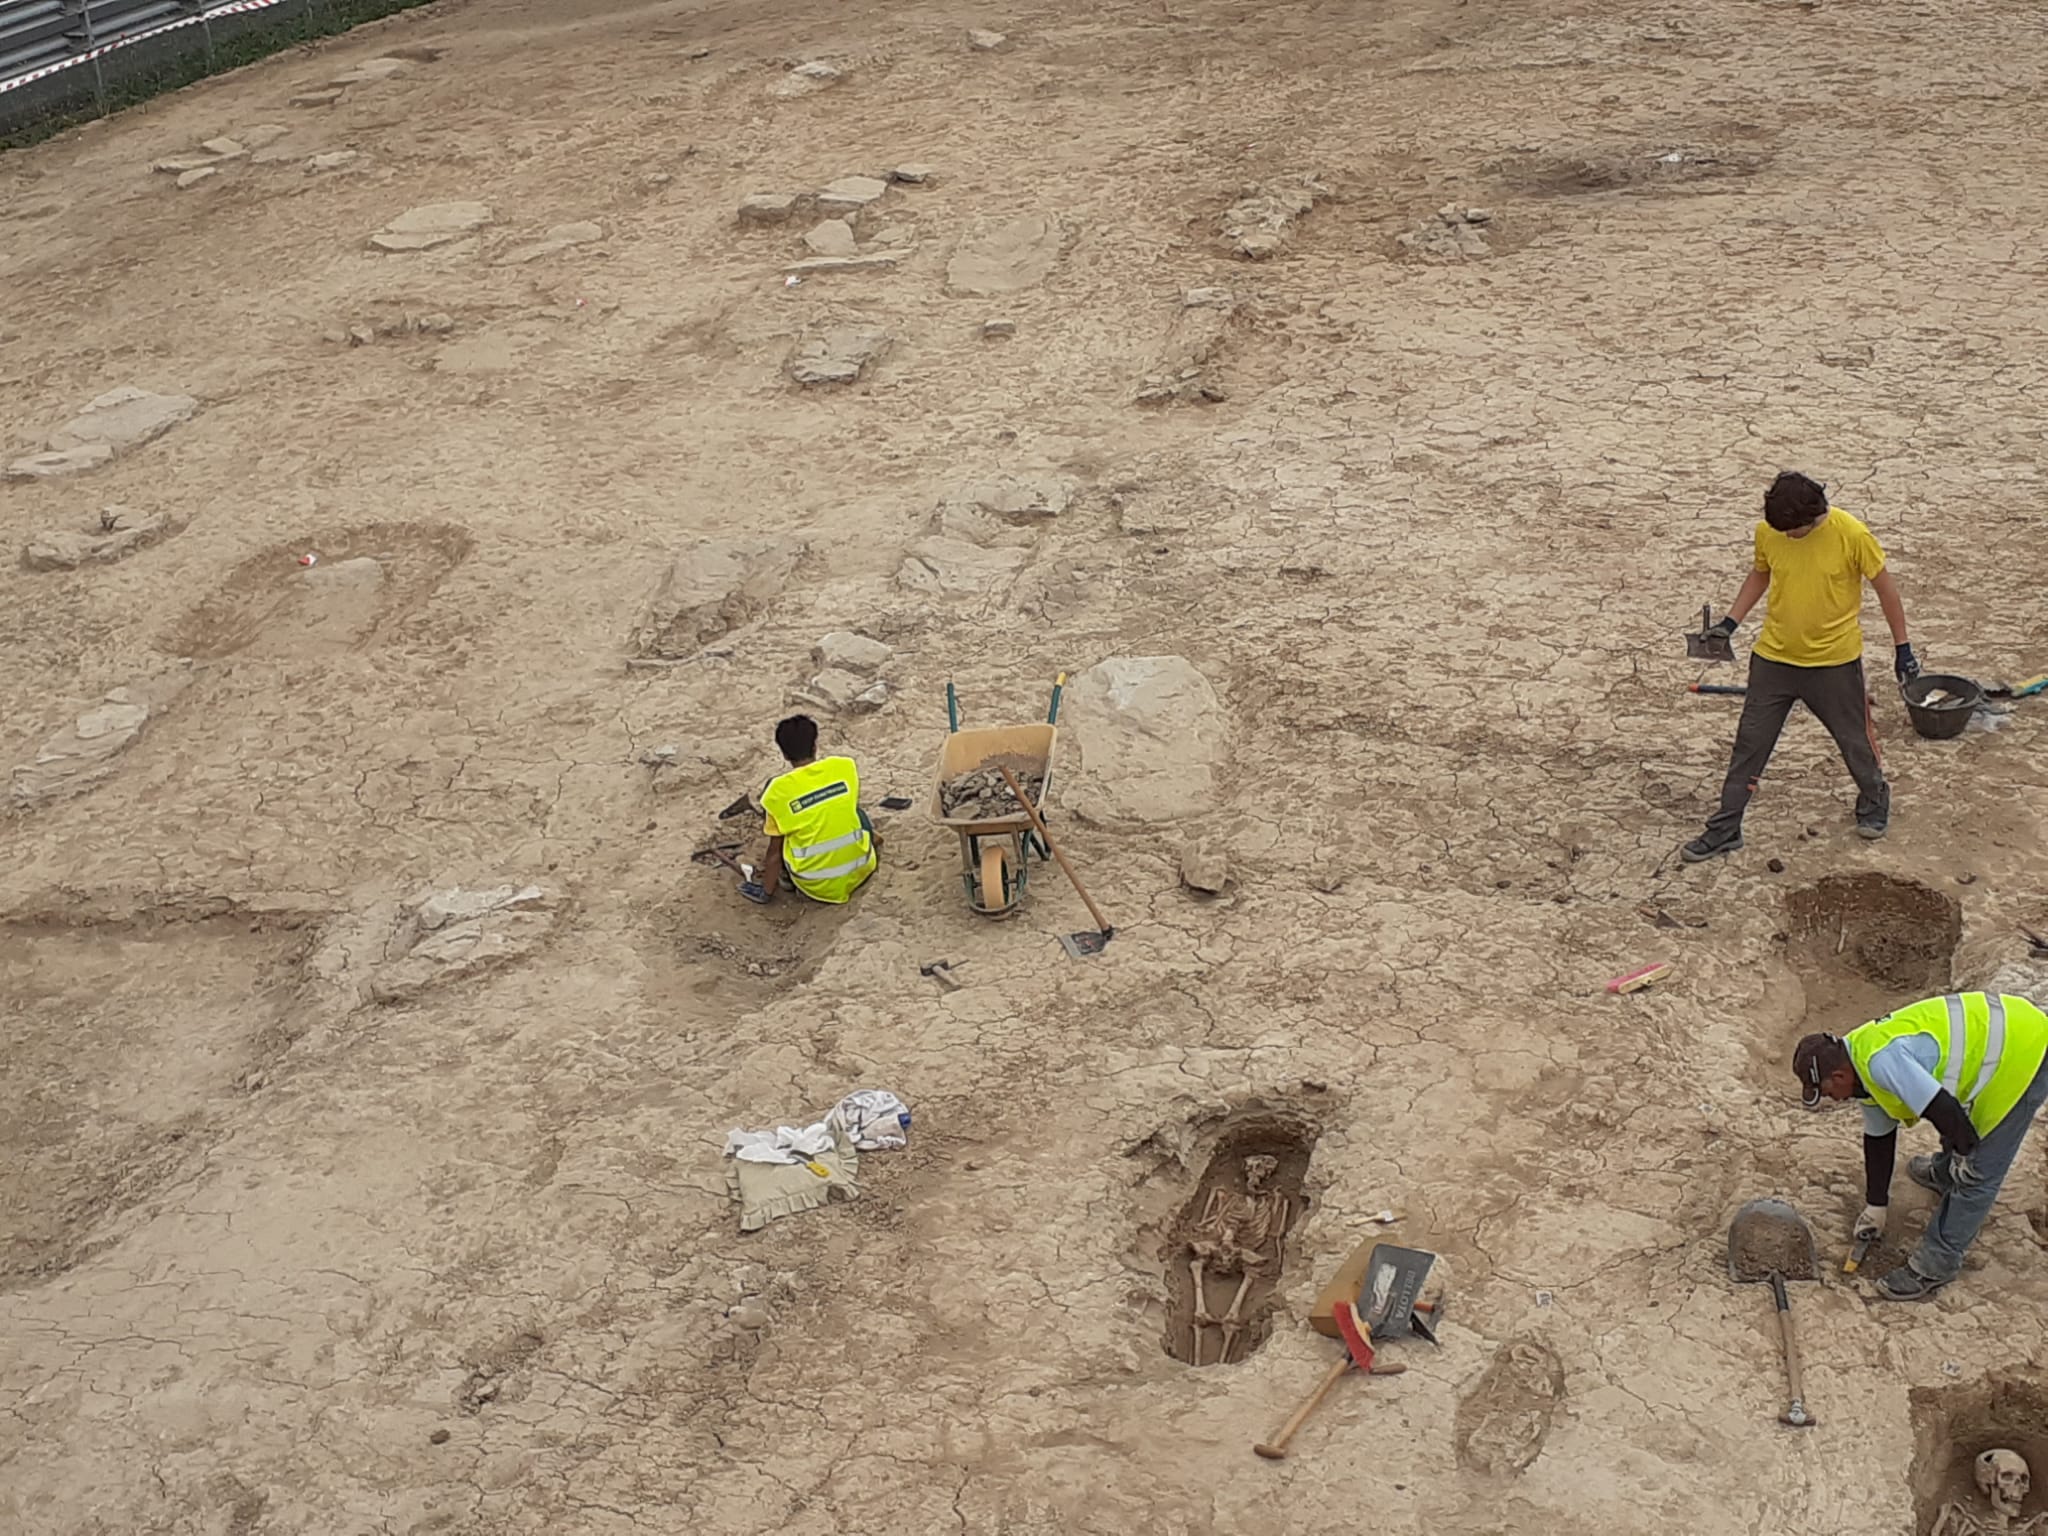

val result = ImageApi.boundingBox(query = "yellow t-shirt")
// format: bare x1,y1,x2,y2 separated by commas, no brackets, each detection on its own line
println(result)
1752,508,1886,668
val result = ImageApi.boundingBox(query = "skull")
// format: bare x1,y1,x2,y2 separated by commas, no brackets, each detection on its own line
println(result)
1976,1448,2031,1519
1243,1155,1279,1194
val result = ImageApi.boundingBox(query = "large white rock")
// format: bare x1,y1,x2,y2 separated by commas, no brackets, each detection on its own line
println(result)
313,885,557,1005
813,631,893,676
633,538,805,658
1061,656,1228,824
946,214,1062,294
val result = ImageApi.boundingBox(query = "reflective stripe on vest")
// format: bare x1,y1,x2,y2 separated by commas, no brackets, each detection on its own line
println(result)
761,756,876,904
1847,993,2048,1135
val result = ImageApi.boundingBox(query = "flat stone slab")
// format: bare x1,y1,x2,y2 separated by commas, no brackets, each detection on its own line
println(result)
783,253,903,276
633,537,806,658
330,57,409,85
498,220,604,263
947,214,1061,294
803,218,859,257
968,28,1009,49
22,510,176,571
11,671,189,807
176,167,219,190
305,150,360,173
6,386,198,479
1223,175,1329,259
371,201,493,251
789,325,890,385
739,192,805,225
936,474,1078,546
813,631,893,676
895,537,1030,597
817,175,888,211
290,88,344,107
794,667,889,714
313,884,558,1005
770,60,841,97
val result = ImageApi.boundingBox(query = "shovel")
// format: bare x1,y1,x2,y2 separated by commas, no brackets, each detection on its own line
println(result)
996,765,1114,958
1727,1197,1819,1428
1685,604,1737,664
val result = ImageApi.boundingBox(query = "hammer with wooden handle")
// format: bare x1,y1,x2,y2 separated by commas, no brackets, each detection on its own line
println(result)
1253,1301,1404,1460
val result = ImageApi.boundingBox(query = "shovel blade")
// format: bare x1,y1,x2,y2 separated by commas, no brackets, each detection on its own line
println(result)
1058,929,1110,959
1728,1197,1818,1283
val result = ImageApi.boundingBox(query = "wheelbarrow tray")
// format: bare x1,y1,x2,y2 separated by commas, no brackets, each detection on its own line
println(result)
931,723,1057,834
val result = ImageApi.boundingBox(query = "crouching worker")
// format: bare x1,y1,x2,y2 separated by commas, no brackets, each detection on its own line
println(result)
1794,990,2048,1300
741,714,878,905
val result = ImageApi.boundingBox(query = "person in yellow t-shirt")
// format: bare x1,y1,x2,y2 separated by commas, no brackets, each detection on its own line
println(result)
1683,471,1919,862
738,714,879,905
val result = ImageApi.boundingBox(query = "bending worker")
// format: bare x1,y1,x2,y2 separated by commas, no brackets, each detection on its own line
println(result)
1793,990,2048,1300
741,714,878,905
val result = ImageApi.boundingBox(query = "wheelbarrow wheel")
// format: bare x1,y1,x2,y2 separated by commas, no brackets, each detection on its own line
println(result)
977,840,1017,916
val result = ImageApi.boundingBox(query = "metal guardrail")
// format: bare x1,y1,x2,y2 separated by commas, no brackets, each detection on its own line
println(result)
0,0,299,99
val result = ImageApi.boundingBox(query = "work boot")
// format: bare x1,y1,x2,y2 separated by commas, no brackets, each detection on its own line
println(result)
1873,1264,1948,1302
1907,1153,1953,1195
1681,831,1742,863
1856,788,1891,841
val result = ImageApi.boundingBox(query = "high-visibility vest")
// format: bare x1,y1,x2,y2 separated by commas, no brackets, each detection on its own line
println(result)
1847,993,2048,1135
761,756,876,904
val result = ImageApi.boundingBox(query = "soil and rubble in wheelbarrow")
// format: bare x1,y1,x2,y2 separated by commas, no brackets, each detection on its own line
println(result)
939,756,1048,819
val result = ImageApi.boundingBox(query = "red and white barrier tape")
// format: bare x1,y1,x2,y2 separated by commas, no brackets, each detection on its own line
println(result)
0,0,297,97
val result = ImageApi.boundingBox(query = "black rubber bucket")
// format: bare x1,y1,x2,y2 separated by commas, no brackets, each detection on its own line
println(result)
1901,673,1983,740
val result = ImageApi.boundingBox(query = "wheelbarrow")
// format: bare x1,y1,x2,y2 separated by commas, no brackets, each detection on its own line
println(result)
932,676,1063,916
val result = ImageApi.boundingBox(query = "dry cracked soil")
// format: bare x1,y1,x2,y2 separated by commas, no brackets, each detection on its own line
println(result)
4,0,2048,1532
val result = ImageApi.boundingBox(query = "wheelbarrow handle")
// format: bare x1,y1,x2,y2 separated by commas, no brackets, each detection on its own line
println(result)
1047,671,1067,725
947,681,959,733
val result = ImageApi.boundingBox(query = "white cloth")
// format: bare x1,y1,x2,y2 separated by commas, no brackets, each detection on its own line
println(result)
830,1088,910,1150
724,1122,836,1165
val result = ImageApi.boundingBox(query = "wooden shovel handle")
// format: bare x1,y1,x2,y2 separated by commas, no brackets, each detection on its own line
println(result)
1254,1356,1350,1460
997,766,1113,936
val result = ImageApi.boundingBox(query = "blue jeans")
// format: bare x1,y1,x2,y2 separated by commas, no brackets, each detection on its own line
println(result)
1911,1054,2048,1282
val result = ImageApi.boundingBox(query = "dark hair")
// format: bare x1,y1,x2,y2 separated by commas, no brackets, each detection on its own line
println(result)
1792,1032,1849,1105
1764,471,1829,532
775,714,819,763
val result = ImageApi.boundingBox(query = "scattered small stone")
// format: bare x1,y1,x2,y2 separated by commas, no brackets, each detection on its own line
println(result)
430,1429,451,1445
771,60,841,97
289,87,344,108
802,218,858,257
645,172,673,188
788,325,890,385
1223,175,1329,260
940,762,1046,818
816,174,889,211
305,150,359,173
867,224,913,247
1181,839,1229,894
981,318,1016,339
238,124,289,150
348,325,376,347
967,28,1009,50
416,312,455,334
797,667,891,714
738,192,804,226
728,1296,772,1329
1957,872,1977,885
199,136,246,158
176,167,219,190
150,153,220,175
370,201,493,252
888,164,935,184
1397,204,1495,262
813,631,893,676
1767,857,1786,874
1136,286,1236,404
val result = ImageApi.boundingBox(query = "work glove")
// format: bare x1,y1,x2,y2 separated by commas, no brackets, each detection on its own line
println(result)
1895,642,1921,682
737,880,771,905
1853,1204,1888,1241
1951,1152,1983,1190
1709,616,1738,638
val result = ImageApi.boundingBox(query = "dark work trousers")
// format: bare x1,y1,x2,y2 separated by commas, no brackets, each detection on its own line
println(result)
1703,655,1888,840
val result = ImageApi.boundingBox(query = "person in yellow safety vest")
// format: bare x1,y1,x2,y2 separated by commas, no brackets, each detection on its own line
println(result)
740,714,878,906
1793,991,2048,1300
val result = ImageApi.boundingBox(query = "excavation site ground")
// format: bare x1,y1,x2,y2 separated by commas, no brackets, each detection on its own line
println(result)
3,0,2048,1532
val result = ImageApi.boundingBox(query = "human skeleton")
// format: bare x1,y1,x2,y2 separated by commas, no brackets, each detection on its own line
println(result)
1932,1449,2048,1536
1179,1155,1289,1366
